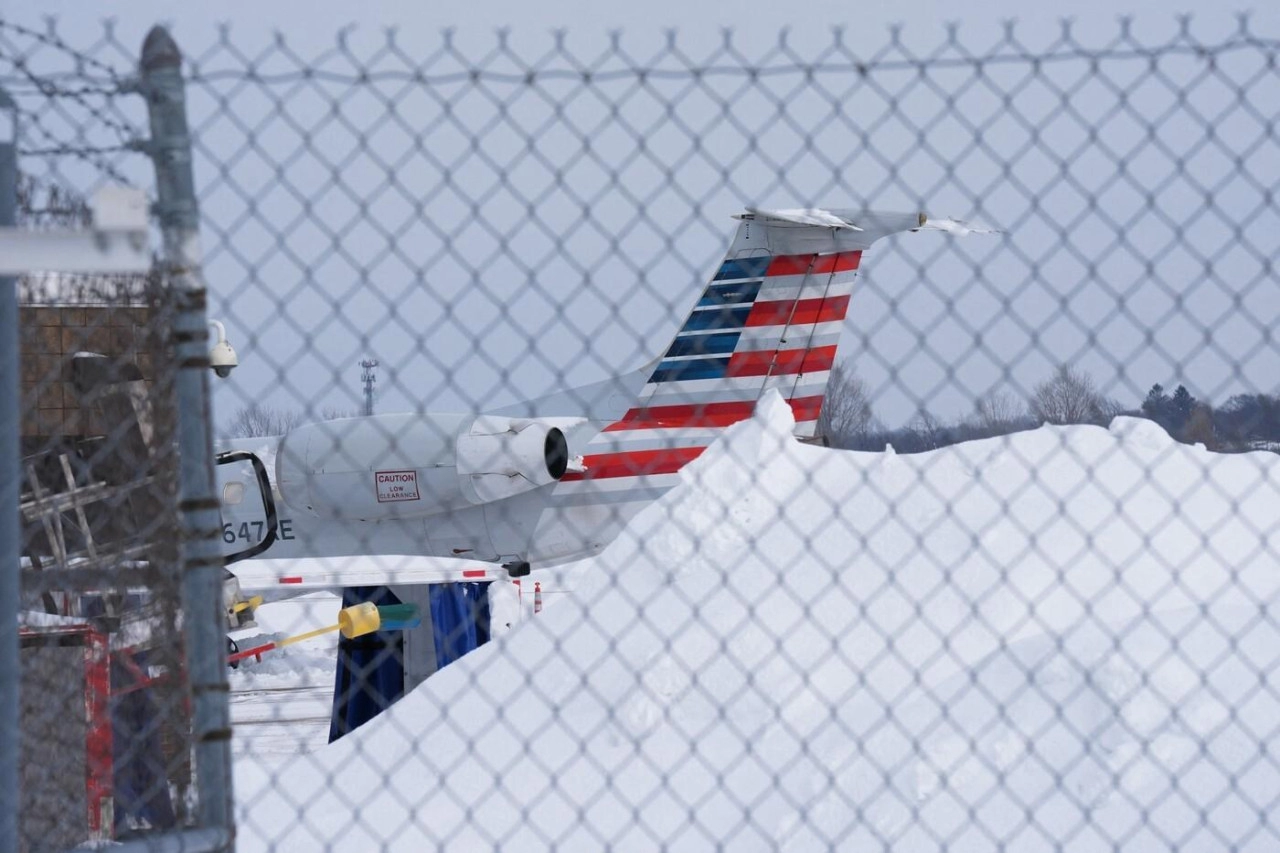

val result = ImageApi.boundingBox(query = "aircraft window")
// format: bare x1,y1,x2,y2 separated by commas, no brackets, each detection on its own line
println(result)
222,482,245,506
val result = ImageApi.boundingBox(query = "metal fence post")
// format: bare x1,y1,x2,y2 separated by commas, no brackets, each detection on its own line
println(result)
0,84,19,853
138,27,233,845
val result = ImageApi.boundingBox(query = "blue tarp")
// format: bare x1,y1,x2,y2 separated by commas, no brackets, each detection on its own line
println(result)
428,582,491,670
110,650,177,834
328,583,492,743
328,586,405,743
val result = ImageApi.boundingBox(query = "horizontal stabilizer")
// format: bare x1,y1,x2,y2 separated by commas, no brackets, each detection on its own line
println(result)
914,215,1002,236
741,208,865,230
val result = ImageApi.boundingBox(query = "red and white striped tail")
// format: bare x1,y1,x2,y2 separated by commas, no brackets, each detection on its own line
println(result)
558,209,926,488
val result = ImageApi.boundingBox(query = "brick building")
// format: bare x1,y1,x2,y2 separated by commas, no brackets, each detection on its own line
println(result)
18,273,155,456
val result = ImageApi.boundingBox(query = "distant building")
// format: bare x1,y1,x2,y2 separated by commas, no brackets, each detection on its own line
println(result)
18,271,156,456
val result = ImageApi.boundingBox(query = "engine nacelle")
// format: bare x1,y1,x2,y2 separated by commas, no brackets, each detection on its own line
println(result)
457,415,573,503
275,412,583,520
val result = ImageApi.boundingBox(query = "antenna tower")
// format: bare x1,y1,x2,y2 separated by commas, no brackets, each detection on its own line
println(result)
360,359,379,416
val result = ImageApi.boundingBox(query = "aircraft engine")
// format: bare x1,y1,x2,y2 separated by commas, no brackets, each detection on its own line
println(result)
275,412,584,520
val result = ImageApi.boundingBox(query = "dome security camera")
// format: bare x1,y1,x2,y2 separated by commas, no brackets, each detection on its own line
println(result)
209,319,238,379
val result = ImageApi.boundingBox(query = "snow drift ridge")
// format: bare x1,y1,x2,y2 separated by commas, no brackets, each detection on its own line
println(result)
238,394,1280,852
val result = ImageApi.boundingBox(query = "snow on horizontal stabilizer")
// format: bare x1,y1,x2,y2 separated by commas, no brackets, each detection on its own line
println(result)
739,208,864,230
915,215,1001,236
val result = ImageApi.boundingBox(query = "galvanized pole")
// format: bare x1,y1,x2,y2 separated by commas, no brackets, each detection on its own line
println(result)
0,85,20,853
139,27,233,846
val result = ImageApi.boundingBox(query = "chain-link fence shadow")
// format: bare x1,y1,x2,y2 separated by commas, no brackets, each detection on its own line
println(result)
3,14,1280,852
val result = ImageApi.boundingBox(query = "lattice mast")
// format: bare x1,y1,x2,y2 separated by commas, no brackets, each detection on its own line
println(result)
360,359,378,417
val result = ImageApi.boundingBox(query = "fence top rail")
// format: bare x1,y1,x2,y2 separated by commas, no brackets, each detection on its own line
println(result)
0,15,1277,92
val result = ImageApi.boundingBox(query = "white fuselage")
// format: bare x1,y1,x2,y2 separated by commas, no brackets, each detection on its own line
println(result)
216,417,660,569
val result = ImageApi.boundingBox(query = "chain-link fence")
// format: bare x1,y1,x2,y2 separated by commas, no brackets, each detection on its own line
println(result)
3,14,1280,852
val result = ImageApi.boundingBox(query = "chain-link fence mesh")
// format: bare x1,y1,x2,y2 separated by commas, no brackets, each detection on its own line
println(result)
14,175,189,846
4,15,1280,852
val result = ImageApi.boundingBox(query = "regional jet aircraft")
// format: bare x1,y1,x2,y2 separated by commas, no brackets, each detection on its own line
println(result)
217,208,994,598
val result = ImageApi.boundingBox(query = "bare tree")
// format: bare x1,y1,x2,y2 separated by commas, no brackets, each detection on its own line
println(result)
1028,365,1105,425
1096,396,1129,423
1183,402,1217,449
817,360,876,448
225,404,306,438
973,390,1023,430
909,409,948,451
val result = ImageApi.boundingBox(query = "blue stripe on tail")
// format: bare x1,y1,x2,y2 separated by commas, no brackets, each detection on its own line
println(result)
712,256,771,281
650,357,731,383
643,252,771,386
680,305,752,333
665,332,741,358
698,281,762,306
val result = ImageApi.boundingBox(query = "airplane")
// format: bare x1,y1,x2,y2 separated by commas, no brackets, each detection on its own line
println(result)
216,208,996,605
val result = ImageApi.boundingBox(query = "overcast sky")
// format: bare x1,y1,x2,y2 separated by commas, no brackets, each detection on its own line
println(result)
4,2,1277,427
14,1,1270,37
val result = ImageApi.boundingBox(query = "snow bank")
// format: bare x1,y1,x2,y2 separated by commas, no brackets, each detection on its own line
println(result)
236,397,1280,851
18,610,93,629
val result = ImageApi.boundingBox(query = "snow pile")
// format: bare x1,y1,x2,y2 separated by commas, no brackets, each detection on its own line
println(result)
236,394,1280,851
18,610,91,629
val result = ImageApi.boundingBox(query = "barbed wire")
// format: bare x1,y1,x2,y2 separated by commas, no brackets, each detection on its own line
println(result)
1,16,1276,89
0,18,133,79
18,143,137,157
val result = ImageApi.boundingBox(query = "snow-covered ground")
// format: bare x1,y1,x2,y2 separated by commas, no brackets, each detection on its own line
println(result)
234,393,1280,851
229,594,340,760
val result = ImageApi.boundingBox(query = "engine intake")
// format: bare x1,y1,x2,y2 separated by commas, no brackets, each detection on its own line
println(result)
456,416,575,504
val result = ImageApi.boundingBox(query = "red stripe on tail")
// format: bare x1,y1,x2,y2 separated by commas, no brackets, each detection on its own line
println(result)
764,251,861,277
811,251,861,274
725,345,838,378
745,294,850,327
764,254,813,277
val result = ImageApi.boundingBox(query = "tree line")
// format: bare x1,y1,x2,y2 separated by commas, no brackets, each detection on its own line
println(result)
818,362,1280,455
223,404,361,438
228,367,1280,456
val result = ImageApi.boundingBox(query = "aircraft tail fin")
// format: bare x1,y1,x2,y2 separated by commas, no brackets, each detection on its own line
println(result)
620,208,926,438
556,209,932,489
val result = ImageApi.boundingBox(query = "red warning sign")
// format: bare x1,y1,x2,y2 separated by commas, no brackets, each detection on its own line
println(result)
375,469,420,503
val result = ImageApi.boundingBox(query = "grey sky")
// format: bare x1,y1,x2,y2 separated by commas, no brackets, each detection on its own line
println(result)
4,2,1278,427
17,1,1264,37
